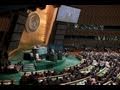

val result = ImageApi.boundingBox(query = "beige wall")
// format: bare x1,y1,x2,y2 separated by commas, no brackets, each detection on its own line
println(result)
45,6,58,45
19,8,47,49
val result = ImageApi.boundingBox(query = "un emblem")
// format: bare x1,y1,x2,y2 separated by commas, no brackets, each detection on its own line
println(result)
25,12,40,32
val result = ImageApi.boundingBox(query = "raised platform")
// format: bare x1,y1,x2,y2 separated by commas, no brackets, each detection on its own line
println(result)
35,58,65,71
3,53,81,85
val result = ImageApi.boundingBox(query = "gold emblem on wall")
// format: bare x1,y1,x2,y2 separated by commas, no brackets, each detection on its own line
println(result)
25,12,40,32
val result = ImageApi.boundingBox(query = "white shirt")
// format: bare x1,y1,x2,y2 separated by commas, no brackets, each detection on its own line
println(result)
92,60,98,66
105,61,110,68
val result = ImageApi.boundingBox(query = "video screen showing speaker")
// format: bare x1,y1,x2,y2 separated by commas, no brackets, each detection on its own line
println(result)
56,5,81,23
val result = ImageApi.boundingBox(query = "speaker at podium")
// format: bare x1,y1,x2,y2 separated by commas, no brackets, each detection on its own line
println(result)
58,53,62,60
23,52,34,60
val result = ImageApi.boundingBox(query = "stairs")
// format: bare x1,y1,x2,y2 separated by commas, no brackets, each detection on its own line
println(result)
23,63,36,72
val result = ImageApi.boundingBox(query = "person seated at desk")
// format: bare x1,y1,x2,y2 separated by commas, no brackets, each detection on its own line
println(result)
92,60,98,67
51,49,55,54
30,46,41,61
105,61,110,68
10,80,15,85
99,59,105,69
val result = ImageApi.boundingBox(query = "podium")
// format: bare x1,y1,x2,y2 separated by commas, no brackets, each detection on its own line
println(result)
46,53,58,61
23,52,34,60
58,53,62,60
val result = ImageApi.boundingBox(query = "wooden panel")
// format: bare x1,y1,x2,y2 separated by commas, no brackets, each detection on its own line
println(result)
55,35,64,39
0,16,11,31
17,14,27,24
56,30,66,34
66,30,120,36
64,39,120,48
9,41,19,47
11,33,22,41
8,12,27,51
0,31,5,42
73,5,120,25
57,24,67,30
54,39,63,45
14,24,24,33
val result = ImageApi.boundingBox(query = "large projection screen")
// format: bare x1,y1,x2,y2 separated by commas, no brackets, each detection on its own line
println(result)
56,5,81,23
